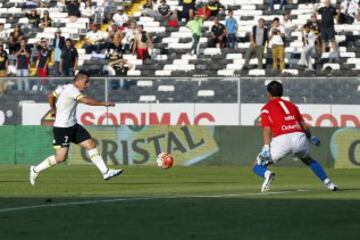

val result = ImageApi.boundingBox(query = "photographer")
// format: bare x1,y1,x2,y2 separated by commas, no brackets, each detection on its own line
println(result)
269,17,285,72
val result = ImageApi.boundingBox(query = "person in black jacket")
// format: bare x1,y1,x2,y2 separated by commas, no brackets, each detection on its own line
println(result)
243,18,268,70
60,38,78,77
53,29,65,76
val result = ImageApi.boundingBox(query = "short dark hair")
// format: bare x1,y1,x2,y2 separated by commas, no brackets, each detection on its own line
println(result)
74,71,90,82
273,17,279,22
267,81,283,97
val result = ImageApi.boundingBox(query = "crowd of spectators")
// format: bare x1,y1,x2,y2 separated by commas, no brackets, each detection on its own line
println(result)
0,0,360,95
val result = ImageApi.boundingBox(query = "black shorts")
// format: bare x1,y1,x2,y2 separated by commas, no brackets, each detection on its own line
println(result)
53,124,91,148
320,27,335,42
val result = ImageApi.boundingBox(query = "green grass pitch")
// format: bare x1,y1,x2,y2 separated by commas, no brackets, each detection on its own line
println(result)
0,165,359,240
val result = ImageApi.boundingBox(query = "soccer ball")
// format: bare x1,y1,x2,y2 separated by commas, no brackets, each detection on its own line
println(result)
156,152,174,169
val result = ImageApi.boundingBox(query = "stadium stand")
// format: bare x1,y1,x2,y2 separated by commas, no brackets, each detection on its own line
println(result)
0,0,359,104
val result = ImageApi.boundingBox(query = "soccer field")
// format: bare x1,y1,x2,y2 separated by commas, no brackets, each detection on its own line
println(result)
0,166,359,240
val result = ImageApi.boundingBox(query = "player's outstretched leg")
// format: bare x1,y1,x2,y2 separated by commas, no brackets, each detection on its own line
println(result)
30,148,67,186
30,156,57,186
252,163,275,193
301,157,338,191
81,139,123,180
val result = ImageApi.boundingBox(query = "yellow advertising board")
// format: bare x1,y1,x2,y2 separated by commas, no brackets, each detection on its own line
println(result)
331,128,360,169
68,126,219,166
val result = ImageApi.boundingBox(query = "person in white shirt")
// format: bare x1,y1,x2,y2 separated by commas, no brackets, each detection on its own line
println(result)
112,6,129,27
80,0,96,19
29,71,123,186
299,24,317,70
84,24,108,54
122,21,137,53
269,17,286,71
280,12,297,40
339,0,359,24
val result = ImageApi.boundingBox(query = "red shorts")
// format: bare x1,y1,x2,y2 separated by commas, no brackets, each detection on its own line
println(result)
137,48,148,60
38,68,48,77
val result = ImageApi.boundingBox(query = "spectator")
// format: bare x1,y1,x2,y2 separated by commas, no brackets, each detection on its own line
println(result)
113,6,129,27
317,0,338,53
106,58,133,89
36,39,51,79
197,2,211,20
142,0,162,19
307,13,321,52
80,0,96,19
0,23,7,39
268,0,285,11
280,12,296,40
269,17,285,71
26,9,41,28
84,24,108,54
66,0,81,21
53,29,65,76
299,24,316,70
10,25,23,44
207,0,224,19
0,42,8,96
179,0,195,21
60,38,78,76
208,17,226,48
186,15,203,55
40,10,52,28
133,25,152,60
15,39,31,91
158,0,172,20
338,0,358,24
109,28,124,56
243,18,268,70
225,10,238,49
122,21,137,54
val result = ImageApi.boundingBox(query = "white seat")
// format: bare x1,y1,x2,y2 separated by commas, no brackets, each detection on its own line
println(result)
218,69,235,76
127,70,141,76
197,90,215,97
203,48,221,55
155,70,171,76
137,81,153,87
226,53,243,59
249,69,265,76
282,69,299,75
158,85,175,92
139,95,157,102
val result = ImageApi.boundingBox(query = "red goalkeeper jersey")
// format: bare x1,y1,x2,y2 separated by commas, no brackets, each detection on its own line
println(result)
260,98,305,137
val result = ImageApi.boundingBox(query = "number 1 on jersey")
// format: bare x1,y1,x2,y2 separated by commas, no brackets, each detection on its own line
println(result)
279,100,290,115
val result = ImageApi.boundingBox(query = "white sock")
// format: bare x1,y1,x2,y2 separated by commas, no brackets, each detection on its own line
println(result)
88,148,109,174
34,155,57,173
323,178,330,184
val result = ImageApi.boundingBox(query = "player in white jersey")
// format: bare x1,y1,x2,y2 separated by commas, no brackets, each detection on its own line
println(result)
29,71,123,185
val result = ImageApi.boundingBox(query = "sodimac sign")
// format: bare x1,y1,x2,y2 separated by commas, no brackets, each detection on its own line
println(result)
22,103,360,127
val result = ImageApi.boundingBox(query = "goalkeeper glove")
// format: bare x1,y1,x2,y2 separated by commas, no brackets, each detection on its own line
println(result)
257,145,272,166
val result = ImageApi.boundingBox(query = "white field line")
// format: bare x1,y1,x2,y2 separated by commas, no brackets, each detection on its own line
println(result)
0,189,309,214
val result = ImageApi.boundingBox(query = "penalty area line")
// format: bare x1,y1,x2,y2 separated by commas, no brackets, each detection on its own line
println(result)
0,189,309,214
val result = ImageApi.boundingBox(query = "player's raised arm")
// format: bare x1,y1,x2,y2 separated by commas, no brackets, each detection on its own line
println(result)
72,71,115,107
78,96,115,107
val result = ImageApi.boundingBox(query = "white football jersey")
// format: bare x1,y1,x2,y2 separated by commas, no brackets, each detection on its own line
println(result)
53,84,85,128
